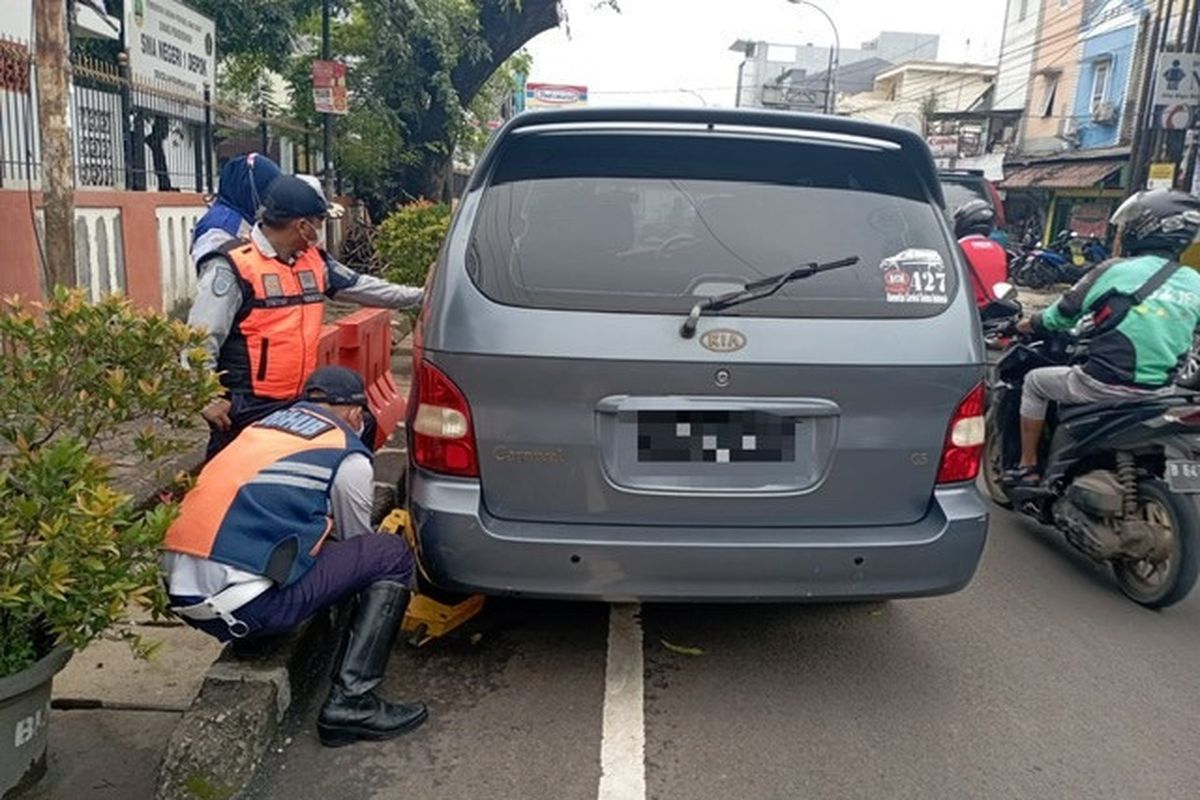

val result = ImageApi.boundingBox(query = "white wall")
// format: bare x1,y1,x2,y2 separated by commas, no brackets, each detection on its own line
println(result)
157,205,206,311
995,0,1042,111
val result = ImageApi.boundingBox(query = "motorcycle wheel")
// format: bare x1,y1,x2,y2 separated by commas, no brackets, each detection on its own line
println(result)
1176,334,1200,390
981,407,1012,508
1014,259,1056,290
1111,480,1200,609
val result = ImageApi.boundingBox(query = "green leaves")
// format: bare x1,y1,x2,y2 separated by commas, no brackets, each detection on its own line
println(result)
0,290,220,678
376,201,453,287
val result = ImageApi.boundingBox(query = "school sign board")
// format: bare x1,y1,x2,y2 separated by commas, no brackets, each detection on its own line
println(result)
125,0,215,100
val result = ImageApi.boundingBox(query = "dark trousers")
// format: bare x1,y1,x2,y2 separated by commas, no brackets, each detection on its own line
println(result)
205,393,292,461
174,534,415,643
206,393,382,461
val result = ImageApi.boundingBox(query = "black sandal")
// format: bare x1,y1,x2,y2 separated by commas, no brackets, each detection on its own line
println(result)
1002,466,1041,488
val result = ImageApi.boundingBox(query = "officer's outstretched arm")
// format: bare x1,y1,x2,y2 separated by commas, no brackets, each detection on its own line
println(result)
322,253,424,310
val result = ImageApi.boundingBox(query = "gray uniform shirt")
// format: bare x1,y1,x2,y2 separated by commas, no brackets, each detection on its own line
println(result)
187,224,423,370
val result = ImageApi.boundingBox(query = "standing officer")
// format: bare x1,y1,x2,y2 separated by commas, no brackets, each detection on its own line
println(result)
162,366,428,747
188,175,424,459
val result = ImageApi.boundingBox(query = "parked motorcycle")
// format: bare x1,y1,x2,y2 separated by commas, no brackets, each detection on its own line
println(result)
981,303,1200,608
1010,230,1110,290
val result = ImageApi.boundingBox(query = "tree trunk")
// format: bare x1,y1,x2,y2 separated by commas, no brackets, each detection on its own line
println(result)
453,0,562,104
34,0,76,289
403,0,562,199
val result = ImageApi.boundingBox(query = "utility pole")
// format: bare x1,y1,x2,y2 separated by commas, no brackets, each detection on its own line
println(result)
34,0,76,288
321,0,333,201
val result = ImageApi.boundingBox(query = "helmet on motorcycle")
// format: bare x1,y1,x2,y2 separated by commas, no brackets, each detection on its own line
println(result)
953,199,996,239
1110,189,1200,257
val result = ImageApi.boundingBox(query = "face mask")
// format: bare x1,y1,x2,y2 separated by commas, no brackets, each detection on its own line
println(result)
301,219,325,251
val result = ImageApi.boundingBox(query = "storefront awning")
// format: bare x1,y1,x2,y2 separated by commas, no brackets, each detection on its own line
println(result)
1001,159,1125,189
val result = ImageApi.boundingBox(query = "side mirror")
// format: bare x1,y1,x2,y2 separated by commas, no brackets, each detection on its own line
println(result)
993,281,1018,301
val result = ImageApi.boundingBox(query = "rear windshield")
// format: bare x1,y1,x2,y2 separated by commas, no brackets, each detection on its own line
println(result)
940,177,990,213
468,132,958,318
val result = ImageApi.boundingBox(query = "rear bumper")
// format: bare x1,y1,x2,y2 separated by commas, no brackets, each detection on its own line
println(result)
408,471,989,601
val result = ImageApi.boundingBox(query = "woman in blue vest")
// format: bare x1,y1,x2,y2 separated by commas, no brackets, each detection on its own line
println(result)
190,152,282,269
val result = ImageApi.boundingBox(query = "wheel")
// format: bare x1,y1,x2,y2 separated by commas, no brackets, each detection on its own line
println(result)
1014,258,1056,290
982,407,1012,508
1112,480,1200,609
1176,334,1200,390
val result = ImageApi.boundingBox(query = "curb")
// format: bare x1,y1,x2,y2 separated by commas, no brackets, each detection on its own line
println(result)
153,612,337,800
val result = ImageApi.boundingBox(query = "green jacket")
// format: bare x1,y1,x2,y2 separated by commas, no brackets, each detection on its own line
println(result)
1034,254,1200,388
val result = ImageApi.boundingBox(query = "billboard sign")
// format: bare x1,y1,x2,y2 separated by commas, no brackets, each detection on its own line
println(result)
525,83,588,109
926,134,960,159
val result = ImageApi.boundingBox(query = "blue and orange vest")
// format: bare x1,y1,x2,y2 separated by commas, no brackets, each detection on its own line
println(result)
162,403,372,586
219,238,329,400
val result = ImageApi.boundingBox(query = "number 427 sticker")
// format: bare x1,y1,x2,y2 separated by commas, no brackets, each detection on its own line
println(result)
880,249,949,305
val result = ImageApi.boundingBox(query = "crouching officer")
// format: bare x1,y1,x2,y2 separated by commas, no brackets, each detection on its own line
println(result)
162,366,428,747
188,175,424,460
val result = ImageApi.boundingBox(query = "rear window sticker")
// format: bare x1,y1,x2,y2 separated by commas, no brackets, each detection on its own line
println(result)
879,248,948,305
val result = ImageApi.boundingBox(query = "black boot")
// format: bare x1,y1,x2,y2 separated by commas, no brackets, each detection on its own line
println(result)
317,580,428,747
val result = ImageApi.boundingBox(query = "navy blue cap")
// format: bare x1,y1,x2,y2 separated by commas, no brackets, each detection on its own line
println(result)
262,175,329,223
302,366,368,407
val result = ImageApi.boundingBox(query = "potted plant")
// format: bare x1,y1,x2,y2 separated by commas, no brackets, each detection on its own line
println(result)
0,289,218,796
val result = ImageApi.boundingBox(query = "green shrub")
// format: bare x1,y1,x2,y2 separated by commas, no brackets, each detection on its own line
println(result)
376,200,451,287
0,289,221,677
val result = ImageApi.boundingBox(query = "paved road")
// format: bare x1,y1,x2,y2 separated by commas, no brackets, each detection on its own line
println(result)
256,504,1200,800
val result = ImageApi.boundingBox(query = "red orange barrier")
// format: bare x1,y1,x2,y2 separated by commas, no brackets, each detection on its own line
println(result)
315,310,405,449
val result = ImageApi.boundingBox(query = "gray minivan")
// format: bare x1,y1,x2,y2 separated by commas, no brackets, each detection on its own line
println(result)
407,108,989,601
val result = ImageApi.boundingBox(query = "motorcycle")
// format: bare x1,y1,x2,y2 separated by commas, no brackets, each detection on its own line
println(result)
1010,230,1109,290
981,294,1200,608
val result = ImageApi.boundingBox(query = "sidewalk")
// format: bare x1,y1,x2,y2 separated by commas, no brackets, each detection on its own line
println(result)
30,323,416,800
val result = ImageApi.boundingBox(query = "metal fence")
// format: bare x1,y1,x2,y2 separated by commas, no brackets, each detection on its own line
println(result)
0,36,319,193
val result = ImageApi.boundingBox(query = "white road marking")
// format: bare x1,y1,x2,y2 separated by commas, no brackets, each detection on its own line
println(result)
598,603,646,800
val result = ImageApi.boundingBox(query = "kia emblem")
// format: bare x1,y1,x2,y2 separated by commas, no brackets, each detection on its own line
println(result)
699,329,746,353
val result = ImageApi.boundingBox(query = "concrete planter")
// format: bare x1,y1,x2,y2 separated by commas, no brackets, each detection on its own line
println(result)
0,647,71,799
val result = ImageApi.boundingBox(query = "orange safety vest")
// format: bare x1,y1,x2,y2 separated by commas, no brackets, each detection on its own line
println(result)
163,403,372,585
218,238,328,400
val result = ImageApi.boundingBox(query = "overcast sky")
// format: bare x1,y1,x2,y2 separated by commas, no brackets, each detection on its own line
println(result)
525,0,1010,107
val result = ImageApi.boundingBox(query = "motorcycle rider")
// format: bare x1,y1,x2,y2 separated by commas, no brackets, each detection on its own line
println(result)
1005,189,1200,486
955,199,1010,307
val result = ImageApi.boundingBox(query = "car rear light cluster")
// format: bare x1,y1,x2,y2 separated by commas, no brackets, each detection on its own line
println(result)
409,360,479,478
937,384,986,484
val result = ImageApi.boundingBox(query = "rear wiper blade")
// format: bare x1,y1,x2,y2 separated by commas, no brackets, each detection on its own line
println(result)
680,256,860,339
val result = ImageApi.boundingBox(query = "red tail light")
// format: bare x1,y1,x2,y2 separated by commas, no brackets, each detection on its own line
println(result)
409,360,479,478
937,384,986,484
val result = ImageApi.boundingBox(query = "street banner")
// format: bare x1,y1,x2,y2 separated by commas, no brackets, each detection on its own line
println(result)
312,60,349,115
525,83,588,109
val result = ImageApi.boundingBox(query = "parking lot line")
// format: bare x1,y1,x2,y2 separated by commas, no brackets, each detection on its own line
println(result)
598,603,646,800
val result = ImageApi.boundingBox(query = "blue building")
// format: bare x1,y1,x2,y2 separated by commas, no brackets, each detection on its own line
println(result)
1072,0,1148,150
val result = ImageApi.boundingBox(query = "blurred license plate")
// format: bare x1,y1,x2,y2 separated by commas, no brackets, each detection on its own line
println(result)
636,410,796,464
1166,460,1200,493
